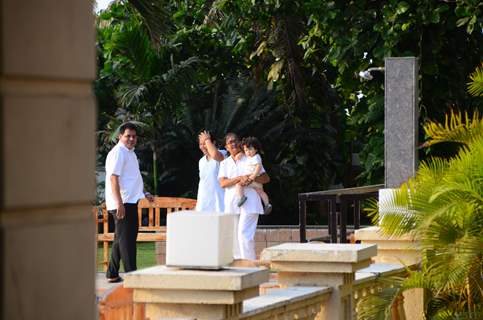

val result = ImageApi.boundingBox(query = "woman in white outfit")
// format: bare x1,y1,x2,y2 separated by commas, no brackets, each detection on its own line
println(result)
195,131,227,212
218,133,270,260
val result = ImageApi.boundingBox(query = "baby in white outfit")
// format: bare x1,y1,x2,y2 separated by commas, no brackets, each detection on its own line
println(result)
235,137,272,215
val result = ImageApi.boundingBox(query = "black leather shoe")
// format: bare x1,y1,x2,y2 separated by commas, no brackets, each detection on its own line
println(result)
107,276,123,283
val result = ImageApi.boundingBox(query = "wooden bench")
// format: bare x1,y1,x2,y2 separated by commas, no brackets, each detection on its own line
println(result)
93,197,197,271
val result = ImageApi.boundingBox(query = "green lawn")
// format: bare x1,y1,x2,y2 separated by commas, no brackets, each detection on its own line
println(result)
97,242,157,272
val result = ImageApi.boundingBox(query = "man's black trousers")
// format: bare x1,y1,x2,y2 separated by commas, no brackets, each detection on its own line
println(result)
106,203,138,278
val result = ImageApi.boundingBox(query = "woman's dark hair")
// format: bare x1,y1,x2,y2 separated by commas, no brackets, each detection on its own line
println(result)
224,132,240,145
241,136,262,153
119,122,137,135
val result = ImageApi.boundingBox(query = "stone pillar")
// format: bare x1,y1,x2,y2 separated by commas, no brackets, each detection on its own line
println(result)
124,266,269,320
355,226,423,319
0,1,96,320
355,226,420,266
260,243,377,320
384,57,419,188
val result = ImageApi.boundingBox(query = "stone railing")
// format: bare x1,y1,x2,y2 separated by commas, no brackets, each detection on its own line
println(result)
259,243,377,319
353,263,407,319
122,242,380,320
103,215,421,320
241,287,331,320
99,258,410,320
355,226,423,319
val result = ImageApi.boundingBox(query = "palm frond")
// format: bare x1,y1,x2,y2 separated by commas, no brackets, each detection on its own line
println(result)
109,20,156,80
145,56,200,109
116,84,148,108
357,275,410,320
127,0,172,45
372,120,483,318
467,63,483,97
422,109,483,147
202,0,226,25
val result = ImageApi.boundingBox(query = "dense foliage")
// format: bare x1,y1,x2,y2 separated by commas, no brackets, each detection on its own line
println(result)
95,0,482,224
359,110,483,319
358,68,483,319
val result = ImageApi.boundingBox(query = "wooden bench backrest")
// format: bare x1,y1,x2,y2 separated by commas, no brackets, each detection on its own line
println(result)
94,197,197,233
93,196,197,270
137,197,197,231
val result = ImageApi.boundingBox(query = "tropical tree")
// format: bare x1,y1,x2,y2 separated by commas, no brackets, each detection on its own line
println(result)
358,69,483,318
95,0,483,224
95,0,346,223
299,0,483,183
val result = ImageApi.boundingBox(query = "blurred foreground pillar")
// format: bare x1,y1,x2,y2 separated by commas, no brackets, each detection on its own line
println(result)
0,1,96,319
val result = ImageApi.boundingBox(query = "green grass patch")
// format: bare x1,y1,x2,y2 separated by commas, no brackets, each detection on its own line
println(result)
97,242,157,272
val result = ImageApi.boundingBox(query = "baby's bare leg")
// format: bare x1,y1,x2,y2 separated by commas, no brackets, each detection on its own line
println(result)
236,183,244,199
254,187,269,206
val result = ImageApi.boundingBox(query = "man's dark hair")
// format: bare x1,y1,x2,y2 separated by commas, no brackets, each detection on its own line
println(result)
241,136,262,153
119,122,137,135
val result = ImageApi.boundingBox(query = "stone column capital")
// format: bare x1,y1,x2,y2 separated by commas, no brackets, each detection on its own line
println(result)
124,266,269,319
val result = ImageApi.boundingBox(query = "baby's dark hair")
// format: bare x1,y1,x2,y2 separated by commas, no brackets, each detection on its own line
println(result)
241,136,262,153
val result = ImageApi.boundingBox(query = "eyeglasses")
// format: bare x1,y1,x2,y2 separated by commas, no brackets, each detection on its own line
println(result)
226,139,239,145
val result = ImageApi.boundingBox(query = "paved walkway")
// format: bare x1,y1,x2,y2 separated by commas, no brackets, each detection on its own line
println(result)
96,272,125,299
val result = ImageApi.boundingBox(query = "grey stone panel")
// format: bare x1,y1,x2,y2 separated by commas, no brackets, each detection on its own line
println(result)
384,57,419,188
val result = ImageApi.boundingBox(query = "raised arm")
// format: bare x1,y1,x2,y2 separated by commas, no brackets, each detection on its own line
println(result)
199,131,224,161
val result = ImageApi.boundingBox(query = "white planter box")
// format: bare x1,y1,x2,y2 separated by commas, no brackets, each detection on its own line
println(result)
166,211,236,269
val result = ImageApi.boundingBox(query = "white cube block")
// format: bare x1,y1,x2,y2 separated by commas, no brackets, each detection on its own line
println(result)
166,211,236,269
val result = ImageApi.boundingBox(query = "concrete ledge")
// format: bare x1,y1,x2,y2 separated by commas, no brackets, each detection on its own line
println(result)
241,287,332,317
133,286,259,304
124,266,269,291
355,226,416,241
261,243,377,263
354,263,405,285
355,226,421,266
271,259,372,273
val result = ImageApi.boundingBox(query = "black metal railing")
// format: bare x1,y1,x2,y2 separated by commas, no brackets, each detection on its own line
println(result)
298,184,384,243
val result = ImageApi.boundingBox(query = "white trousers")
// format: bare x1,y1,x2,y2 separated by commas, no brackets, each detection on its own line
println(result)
233,213,259,260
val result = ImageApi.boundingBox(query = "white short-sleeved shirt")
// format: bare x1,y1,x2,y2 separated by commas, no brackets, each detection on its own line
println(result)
105,142,145,210
196,150,227,212
240,154,263,176
218,154,265,215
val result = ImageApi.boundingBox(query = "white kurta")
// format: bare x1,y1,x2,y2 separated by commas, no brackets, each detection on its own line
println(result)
218,154,265,259
195,150,227,212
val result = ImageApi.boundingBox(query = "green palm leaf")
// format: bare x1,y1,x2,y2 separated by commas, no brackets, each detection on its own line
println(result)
422,110,483,148
369,117,483,318
127,0,172,45
467,63,483,97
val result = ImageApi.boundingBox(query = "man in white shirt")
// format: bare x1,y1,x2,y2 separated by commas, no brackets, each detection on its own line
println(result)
218,133,270,260
195,130,227,212
105,122,153,283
